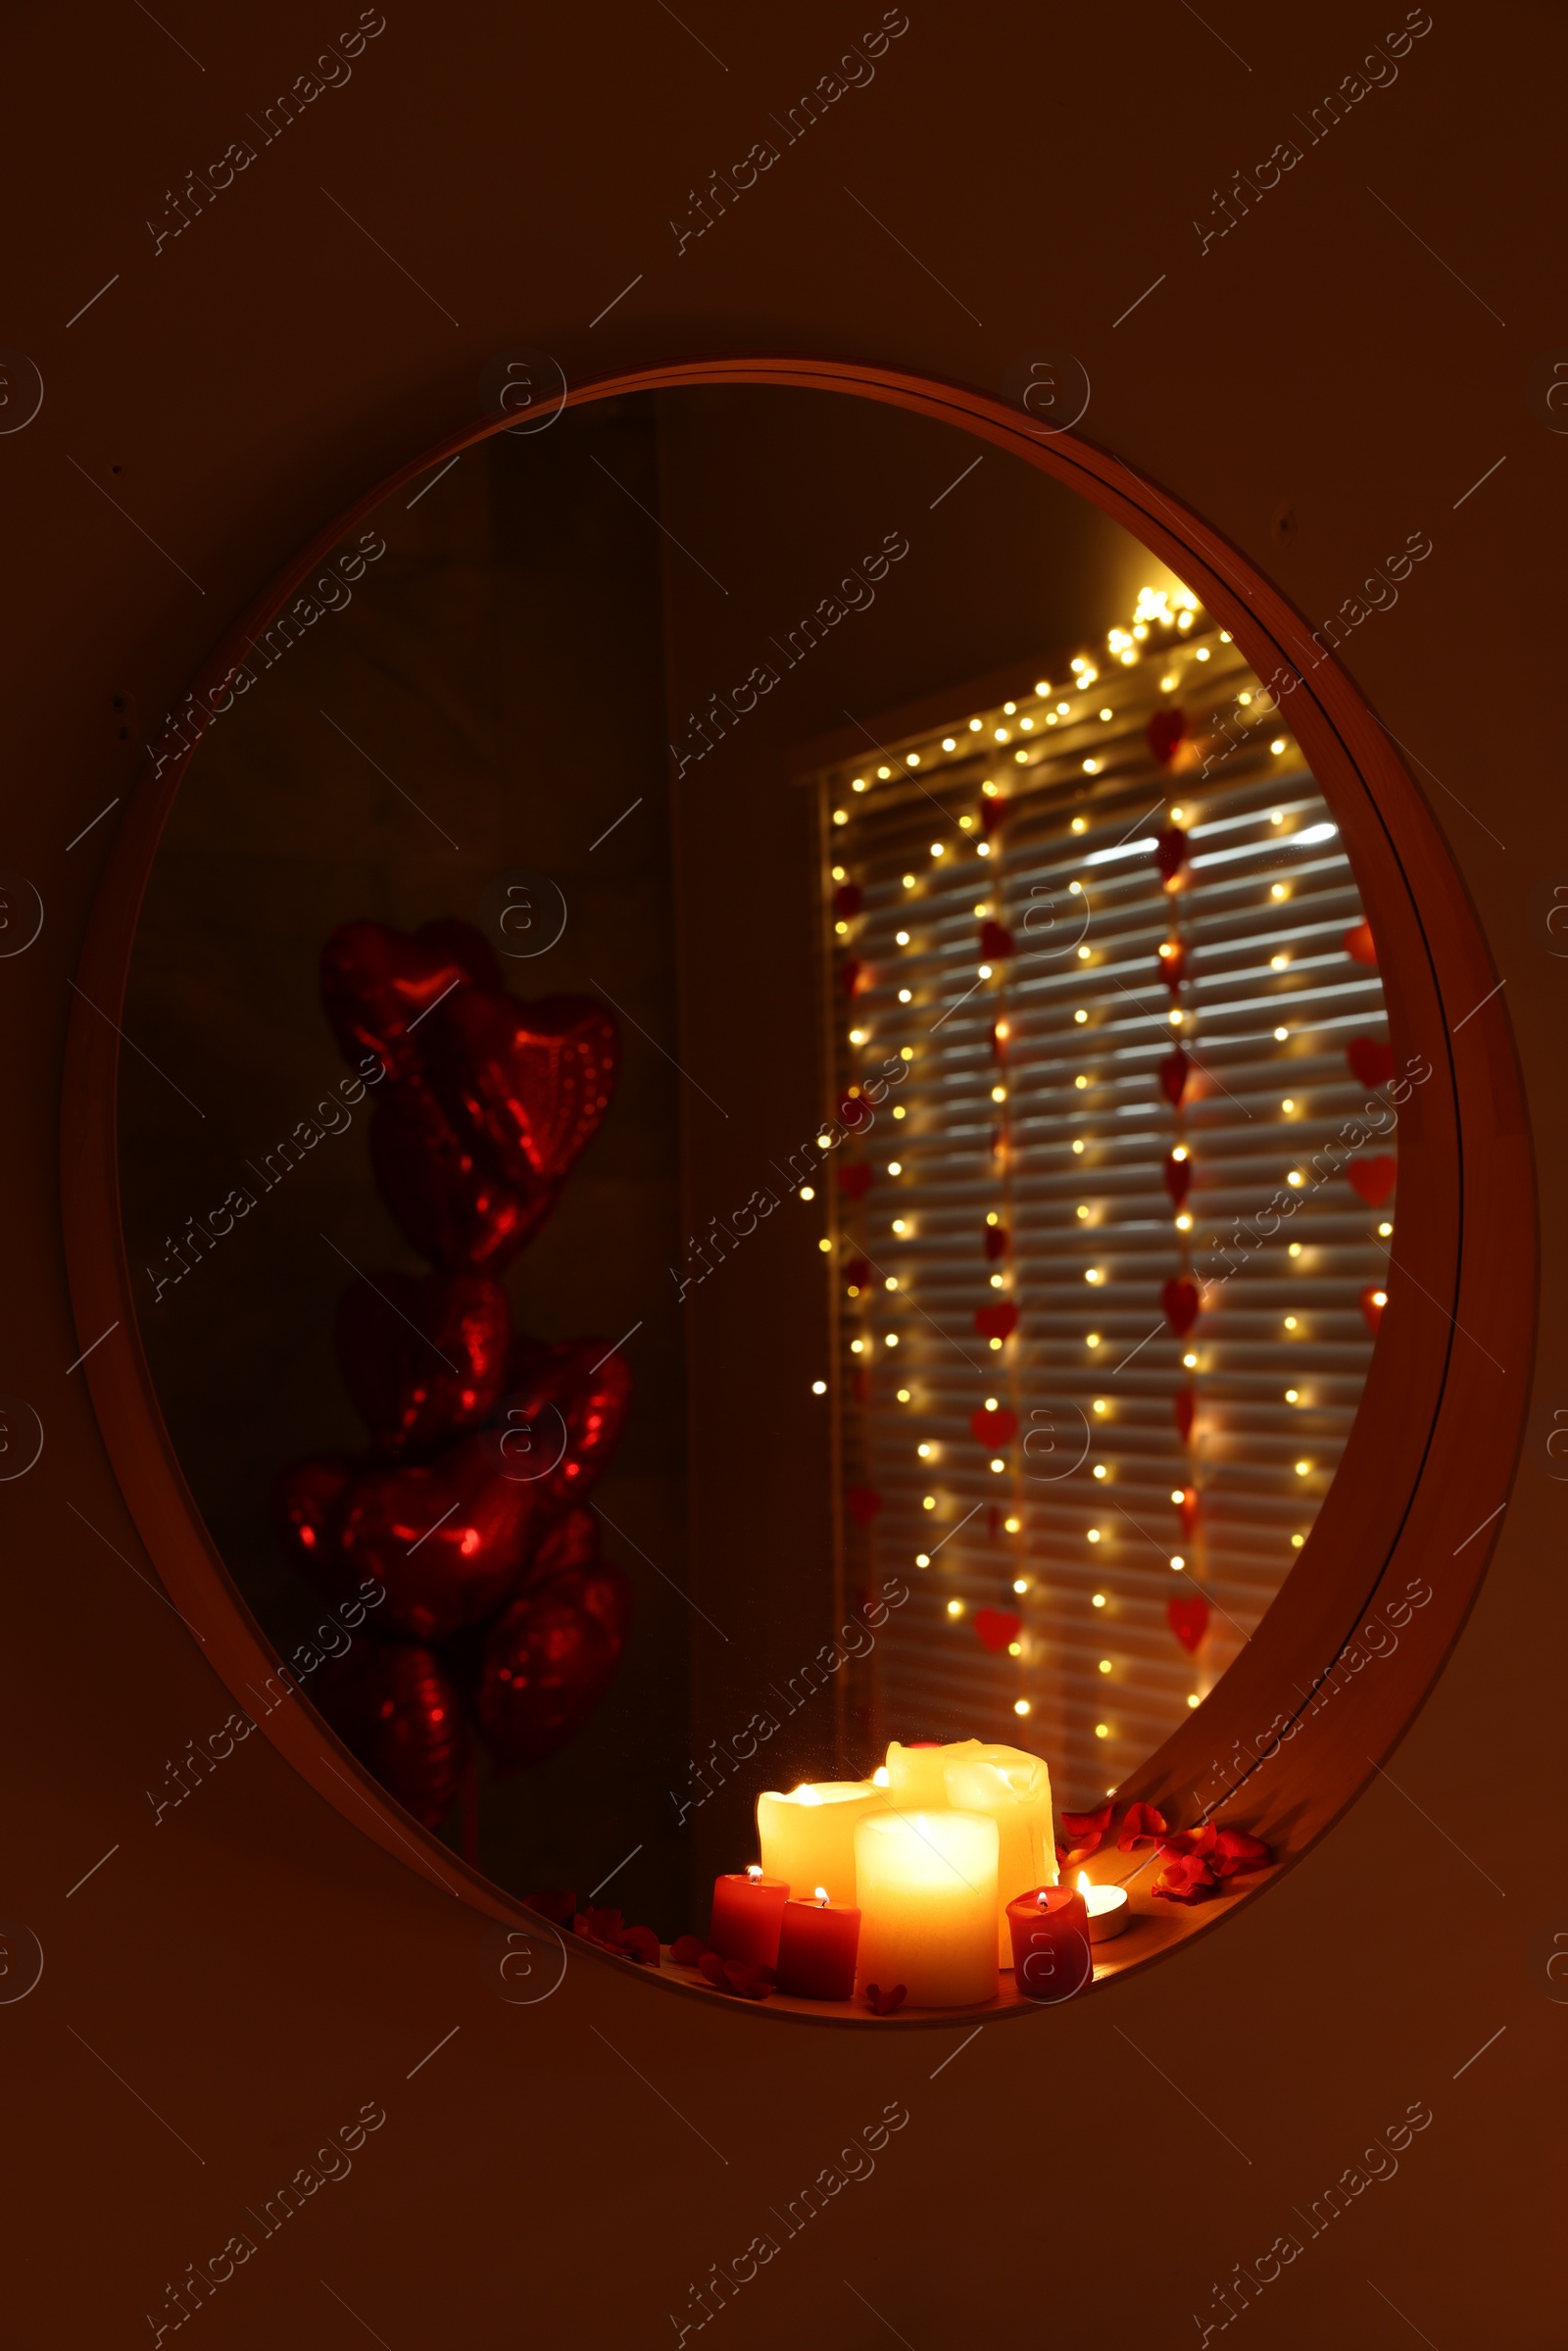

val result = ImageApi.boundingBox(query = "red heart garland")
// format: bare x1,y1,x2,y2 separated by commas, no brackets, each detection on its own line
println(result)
973,1607,1022,1653
1160,1276,1201,1338
1157,938,1188,992
335,1270,511,1456
846,1486,883,1526
1153,825,1190,882
1166,1594,1209,1654
1176,1484,1201,1541
840,957,863,999
1359,1283,1387,1334
833,883,863,921
980,918,1015,960
1158,1049,1192,1106
1344,920,1378,966
983,1223,1009,1261
314,1641,468,1831
1346,1038,1395,1089
975,1302,1019,1341
837,1161,873,1201
1163,1151,1192,1207
970,1404,1018,1446
1173,1388,1196,1443
1147,709,1188,766
1347,1155,1397,1207
475,1510,631,1770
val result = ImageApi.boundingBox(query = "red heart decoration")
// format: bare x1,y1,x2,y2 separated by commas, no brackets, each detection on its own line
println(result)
1359,1283,1387,1334
314,1641,467,1831
1163,1151,1192,1207
1344,920,1378,966
1153,825,1190,881
496,1335,632,1508
321,918,502,1086
833,883,863,921
970,1405,1018,1446
1173,1388,1196,1442
475,1511,631,1769
368,1083,545,1273
837,1161,873,1201
846,1485,883,1526
335,1270,511,1456
983,1222,1009,1260
1167,1594,1209,1654
980,918,1016,960
1161,1276,1201,1338
1347,1155,1397,1207
1158,1049,1192,1106
840,956,863,999
975,1302,1019,1341
973,1607,1021,1654
279,1433,544,1643
844,1255,871,1293
863,1982,907,2016
429,990,617,1195
1347,1038,1395,1089
1176,1485,1201,1541
1147,709,1188,766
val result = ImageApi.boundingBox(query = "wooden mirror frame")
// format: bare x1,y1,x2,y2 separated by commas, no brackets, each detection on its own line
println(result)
60,356,1533,2021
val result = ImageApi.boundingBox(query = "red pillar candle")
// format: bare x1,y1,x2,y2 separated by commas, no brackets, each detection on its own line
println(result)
1006,1885,1094,2003
709,1866,788,1968
775,1886,860,2001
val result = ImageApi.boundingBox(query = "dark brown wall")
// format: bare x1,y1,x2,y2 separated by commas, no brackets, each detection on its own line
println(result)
5,5,1563,2345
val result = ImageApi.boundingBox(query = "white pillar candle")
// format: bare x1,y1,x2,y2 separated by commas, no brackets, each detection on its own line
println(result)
885,1738,980,1808
854,1808,1000,2008
756,1782,889,1906
943,1743,1058,1964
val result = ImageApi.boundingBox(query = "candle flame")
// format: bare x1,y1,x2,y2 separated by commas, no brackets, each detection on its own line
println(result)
1076,1870,1091,1894
814,1886,828,1905
793,1784,822,1805
1037,1888,1049,1908
747,1864,762,1880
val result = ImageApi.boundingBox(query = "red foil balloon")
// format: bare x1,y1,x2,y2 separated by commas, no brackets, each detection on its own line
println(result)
321,918,502,1086
368,1084,547,1274
426,990,618,1198
315,1641,467,1830
335,1269,512,1456
279,1433,543,1643
476,1511,631,1770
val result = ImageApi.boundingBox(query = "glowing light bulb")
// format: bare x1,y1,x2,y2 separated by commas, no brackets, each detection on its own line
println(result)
810,1380,826,1395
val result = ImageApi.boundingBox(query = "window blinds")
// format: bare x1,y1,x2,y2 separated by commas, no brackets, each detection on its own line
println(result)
819,616,1390,1811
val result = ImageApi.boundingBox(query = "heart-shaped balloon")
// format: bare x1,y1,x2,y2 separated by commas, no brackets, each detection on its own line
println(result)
1347,1155,1397,1208
1161,1276,1201,1338
495,1335,632,1507
321,918,502,1086
273,1453,357,1565
280,1433,544,1643
475,1510,631,1770
1167,1594,1210,1654
427,990,617,1196
336,1269,512,1456
973,1607,1021,1654
314,1641,468,1831
1347,1038,1395,1090
368,1084,547,1273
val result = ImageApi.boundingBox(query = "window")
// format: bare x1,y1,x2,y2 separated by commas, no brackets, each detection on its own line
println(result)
819,597,1392,1809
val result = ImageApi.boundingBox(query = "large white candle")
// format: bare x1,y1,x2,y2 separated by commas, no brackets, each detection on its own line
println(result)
757,1782,889,1906
854,1808,1000,2008
885,1739,979,1808
943,1743,1058,1963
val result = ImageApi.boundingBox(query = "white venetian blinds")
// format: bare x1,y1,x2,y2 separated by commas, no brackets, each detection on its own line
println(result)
819,612,1391,1810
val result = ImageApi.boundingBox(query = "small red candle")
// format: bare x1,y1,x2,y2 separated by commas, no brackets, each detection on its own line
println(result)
709,1866,788,1968
775,1886,860,2001
1006,1885,1093,2003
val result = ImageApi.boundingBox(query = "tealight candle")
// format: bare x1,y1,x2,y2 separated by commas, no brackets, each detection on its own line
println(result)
757,1782,889,1905
1006,1884,1093,2003
709,1866,788,1969
775,1886,860,2000
855,1808,1000,2009
944,1743,1057,1963
1076,1869,1130,1942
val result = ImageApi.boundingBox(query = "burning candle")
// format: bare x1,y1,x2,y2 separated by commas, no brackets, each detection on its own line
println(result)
1006,1884,1093,2003
943,1743,1057,1964
757,1781,889,1905
775,1886,860,2000
1077,1869,1131,1943
855,1808,1000,2009
709,1865,788,1969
